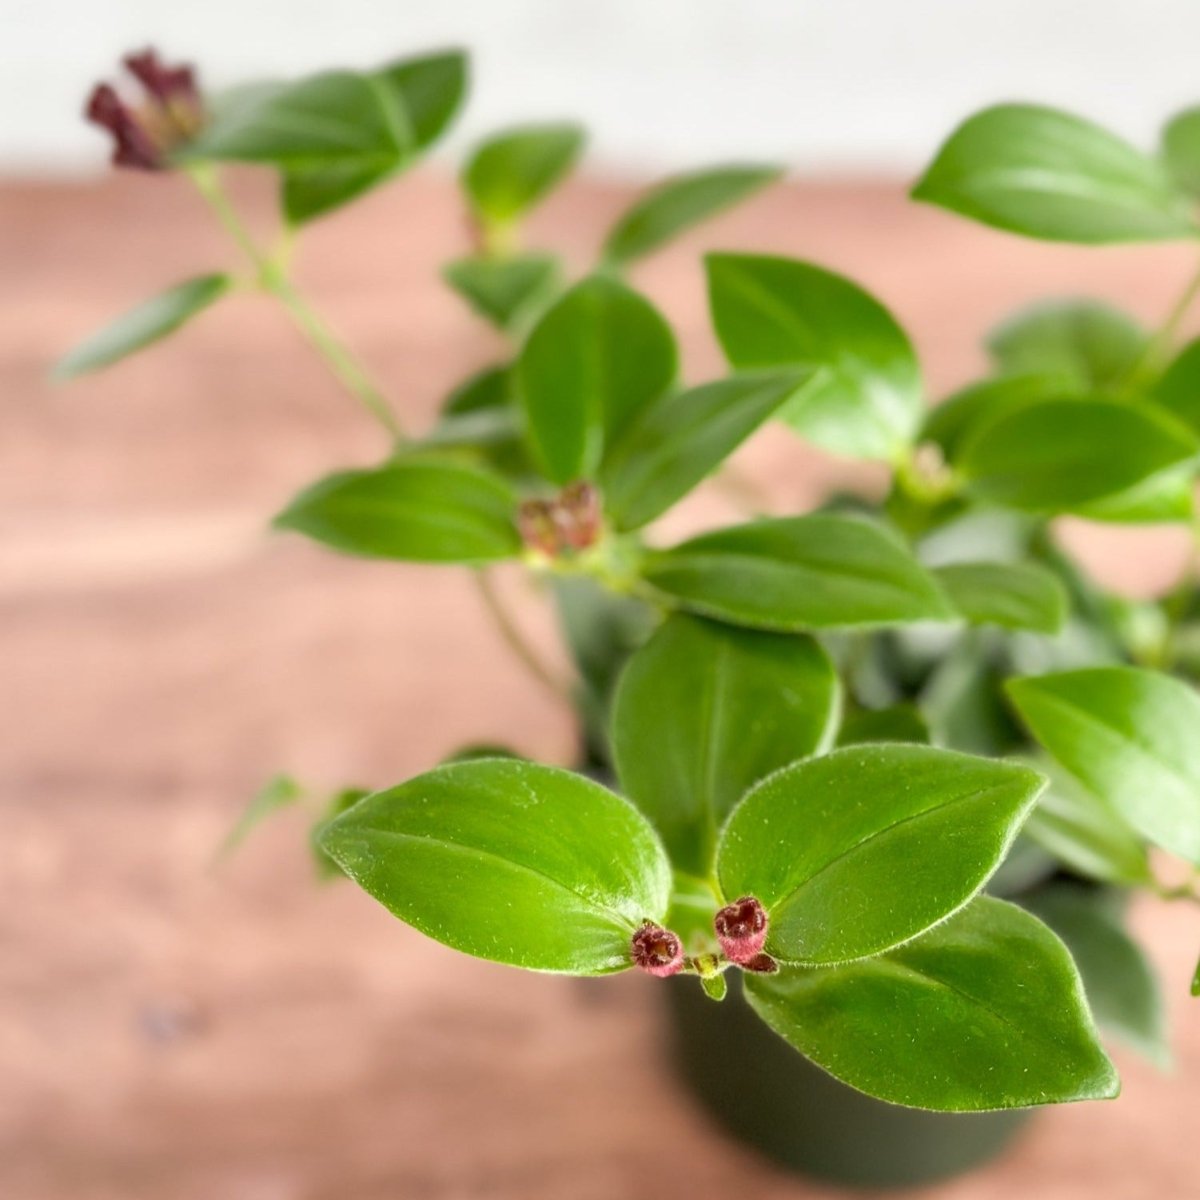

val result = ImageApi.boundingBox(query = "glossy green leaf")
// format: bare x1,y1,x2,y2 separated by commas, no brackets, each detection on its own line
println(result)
746,896,1119,1110
987,300,1146,391
612,614,839,877
310,787,369,880
317,757,672,974
706,253,921,459
1023,760,1152,886
443,363,511,417
273,456,521,564
836,704,929,747
959,396,1198,513
1022,883,1168,1067
1162,107,1200,196
54,274,232,379
642,515,954,632
1152,336,1200,434
218,773,304,860
187,52,466,223
600,370,809,530
515,275,677,483
602,164,783,264
934,561,1067,633
442,253,559,331
719,744,1044,964
1009,667,1200,864
922,373,1074,462
462,123,585,224
912,103,1196,243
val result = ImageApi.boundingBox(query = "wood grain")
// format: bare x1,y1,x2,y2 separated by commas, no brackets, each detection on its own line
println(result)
3,170,1198,1199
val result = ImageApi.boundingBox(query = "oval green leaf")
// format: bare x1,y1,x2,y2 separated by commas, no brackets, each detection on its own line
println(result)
641,515,954,632
442,253,560,332
912,103,1196,243
958,396,1198,513
317,758,672,974
746,896,1119,1111
602,164,783,265
706,253,922,460
273,456,521,564
718,744,1045,964
600,370,810,531
1008,666,1200,865
462,123,585,224
612,614,840,877
1022,883,1168,1068
1162,106,1200,196
934,561,1067,633
987,299,1146,391
54,274,232,380
1152,335,1200,435
515,275,677,483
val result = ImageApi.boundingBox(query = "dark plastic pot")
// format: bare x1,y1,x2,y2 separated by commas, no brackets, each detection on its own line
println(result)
664,974,1032,1188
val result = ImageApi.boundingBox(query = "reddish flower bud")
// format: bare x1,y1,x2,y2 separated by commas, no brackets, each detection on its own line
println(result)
630,921,684,978
86,49,205,172
740,952,779,975
518,482,603,558
517,498,560,557
714,896,768,965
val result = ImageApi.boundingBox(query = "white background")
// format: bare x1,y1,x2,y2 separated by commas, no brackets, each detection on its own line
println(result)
4,0,1200,174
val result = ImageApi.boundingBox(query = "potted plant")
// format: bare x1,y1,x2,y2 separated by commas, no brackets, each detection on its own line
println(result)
63,47,1200,1188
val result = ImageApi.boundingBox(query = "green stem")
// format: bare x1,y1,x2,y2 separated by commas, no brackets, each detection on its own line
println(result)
475,571,574,703
187,164,402,441
1126,257,1200,389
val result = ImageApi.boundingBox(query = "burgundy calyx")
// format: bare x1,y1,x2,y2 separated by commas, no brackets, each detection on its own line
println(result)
631,921,684,978
714,895,769,965
517,481,602,557
86,48,205,171
740,952,779,974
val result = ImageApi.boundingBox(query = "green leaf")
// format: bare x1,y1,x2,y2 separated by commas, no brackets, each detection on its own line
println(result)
706,253,921,459
958,396,1198,513
746,896,1119,1111
987,300,1146,391
612,614,839,877
54,274,232,379
462,123,585,224
217,774,304,859
317,758,672,974
934,561,1067,633
310,787,369,880
1009,667,1200,865
1192,955,1200,997
442,363,511,417
641,515,954,633
273,456,521,564
1022,883,1168,1067
1162,107,1200,196
600,370,810,530
1152,336,1200,435
442,253,560,331
188,52,467,223
912,103,1196,243
718,744,1044,965
515,276,677,483
1023,760,1152,886
602,164,782,264
922,373,1075,462
836,704,930,747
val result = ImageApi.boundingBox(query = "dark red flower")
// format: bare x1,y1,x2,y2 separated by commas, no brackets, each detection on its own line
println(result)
518,482,603,558
86,49,205,171
714,896,769,965
630,921,684,978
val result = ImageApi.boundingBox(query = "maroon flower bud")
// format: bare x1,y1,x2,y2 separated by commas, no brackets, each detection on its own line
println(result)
86,49,205,172
556,481,602,550
714,895,769,965
517,498,560,557
630,921,684,978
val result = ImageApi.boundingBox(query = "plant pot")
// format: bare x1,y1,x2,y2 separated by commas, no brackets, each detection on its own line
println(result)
663,974,1033,1188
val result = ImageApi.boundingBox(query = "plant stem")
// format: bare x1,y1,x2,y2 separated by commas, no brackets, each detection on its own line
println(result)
187,164,402,441
475,570,574,703
1126,257,1200,388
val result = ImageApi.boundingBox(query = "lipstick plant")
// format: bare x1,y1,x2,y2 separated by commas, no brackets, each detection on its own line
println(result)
63,47,1200,1115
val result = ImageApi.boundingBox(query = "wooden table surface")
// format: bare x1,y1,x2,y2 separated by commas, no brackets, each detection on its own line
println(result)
3,170,1199,1199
